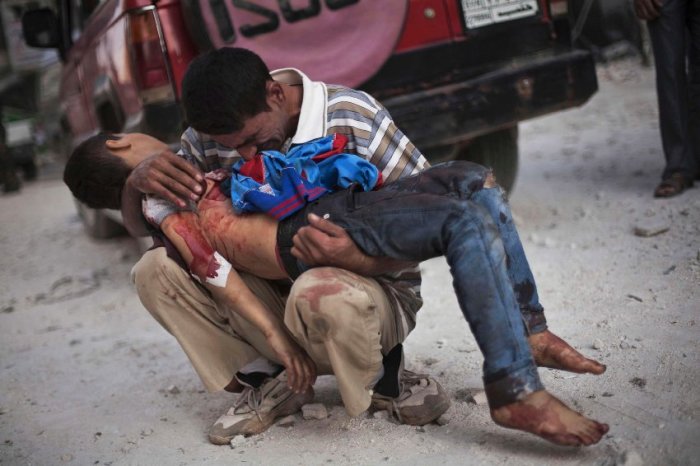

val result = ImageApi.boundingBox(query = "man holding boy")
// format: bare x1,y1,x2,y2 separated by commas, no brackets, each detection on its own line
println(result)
84,47,607,446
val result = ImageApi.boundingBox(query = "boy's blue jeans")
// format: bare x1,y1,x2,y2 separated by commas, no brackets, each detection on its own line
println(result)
280,161,546,407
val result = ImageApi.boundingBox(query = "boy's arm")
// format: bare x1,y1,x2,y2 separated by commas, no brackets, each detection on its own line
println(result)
160,211,316,393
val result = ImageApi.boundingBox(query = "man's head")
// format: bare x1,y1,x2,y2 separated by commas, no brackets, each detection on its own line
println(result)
63,132,168,209
182,47,297,159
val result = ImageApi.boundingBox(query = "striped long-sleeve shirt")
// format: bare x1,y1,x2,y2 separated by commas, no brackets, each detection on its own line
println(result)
173,68,429,337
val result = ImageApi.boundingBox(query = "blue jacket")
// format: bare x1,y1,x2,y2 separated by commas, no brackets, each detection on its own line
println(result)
226,134,381,220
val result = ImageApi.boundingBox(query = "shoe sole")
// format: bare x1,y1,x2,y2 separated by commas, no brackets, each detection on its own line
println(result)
208,390,314,445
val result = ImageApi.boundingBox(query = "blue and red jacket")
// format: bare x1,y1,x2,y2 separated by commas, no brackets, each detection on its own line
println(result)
227,134,382,220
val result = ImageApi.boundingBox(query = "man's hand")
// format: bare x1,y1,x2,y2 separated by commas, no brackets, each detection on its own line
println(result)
128,150,205,208
634,0,663,20
292,213,415,276
265,328,317,393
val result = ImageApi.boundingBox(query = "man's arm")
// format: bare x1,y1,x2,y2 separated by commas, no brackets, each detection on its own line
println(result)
160,211,316,393
292,213,415,275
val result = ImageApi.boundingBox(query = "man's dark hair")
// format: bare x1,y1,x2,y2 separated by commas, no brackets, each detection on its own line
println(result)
63,133,129,210
182,47,272,135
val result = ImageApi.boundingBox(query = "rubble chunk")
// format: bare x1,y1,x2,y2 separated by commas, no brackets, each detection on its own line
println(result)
302,403,328,420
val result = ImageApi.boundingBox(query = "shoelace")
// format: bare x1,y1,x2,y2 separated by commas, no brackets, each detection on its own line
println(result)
233,385,264,422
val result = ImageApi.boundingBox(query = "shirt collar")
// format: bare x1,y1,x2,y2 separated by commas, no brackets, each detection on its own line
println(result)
271,68,327,145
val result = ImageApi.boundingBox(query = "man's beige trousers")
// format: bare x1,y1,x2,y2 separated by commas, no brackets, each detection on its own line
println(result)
131,247,405,416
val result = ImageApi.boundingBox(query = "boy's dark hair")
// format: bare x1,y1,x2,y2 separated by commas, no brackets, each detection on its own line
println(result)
63,133,129,210
182,47,272,135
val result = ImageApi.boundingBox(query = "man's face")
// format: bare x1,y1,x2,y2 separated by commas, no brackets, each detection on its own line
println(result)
106,133,169,168
208,108,289,161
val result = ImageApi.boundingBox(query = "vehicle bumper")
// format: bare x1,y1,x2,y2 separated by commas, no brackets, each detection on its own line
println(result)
382,48,598,150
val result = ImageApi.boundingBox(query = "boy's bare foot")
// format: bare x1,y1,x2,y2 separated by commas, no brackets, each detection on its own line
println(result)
491,390,609,446
529,330,606,375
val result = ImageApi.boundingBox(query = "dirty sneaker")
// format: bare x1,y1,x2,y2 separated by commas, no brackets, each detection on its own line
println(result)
208,371,314,445
370,344,450,425
371,370,450,425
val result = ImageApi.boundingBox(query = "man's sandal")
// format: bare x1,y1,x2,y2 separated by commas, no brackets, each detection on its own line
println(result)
654,172,693,198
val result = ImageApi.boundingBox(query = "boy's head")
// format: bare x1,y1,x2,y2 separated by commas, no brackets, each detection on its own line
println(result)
63,132,168,209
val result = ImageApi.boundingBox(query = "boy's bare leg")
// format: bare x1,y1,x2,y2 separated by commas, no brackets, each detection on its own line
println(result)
529,330,606,375
491,390,609,446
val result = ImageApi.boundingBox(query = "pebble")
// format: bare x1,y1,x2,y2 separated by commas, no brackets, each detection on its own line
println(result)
302,403,328,420
167,385,180,395
593,339,604,350
617,450,644,466
372,410,390,421
633,222,669,238
471,390,488,406
435,414,450,426
229,435,246,449
276,415,296,427
60,454,73,462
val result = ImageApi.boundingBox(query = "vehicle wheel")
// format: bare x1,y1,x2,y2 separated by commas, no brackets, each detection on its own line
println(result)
75,200,125,239
424,127,519,193
458,127,519,193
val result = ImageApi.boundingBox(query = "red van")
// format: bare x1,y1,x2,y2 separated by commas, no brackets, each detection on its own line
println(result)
23,0,597,237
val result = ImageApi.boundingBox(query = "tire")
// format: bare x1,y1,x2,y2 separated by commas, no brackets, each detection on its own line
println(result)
75,199,126,239
423,127,519,193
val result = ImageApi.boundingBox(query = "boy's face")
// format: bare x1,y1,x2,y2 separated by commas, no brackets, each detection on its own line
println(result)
106,133,170,168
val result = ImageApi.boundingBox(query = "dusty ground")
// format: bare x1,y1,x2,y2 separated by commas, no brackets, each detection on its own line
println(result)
1,58,699,466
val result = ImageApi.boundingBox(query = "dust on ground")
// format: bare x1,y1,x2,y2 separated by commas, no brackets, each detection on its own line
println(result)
1,58,698,465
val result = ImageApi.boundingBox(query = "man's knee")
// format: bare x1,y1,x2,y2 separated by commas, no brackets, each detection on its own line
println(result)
286,268,377,333
131,247,199,316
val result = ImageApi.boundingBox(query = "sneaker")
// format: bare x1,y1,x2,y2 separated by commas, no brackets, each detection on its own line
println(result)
208,371,314,445
371,370,450,425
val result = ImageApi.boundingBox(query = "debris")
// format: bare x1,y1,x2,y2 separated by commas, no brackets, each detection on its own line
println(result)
423,357,439,366
633,223,669,238
372,410,390,421
302,403,328,420
593,339,605,350
229,435,246,449
415,426,426,433
617,450,644,466
471,390,488,406
276,415,296,427
629,377,646,389
626,294,643,302
60,454,74,462
620,341,631,349
435,414,450,426
663,265,676,275
436,339,447,348
167,385,180,395
602,392,614,397
1,305,14,314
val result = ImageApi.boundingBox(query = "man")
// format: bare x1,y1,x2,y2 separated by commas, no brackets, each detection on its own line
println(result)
634,0,699,197
68,129,608,447
116,48,606,445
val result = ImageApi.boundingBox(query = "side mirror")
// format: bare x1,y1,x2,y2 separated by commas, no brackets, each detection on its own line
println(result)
22,8,60,48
